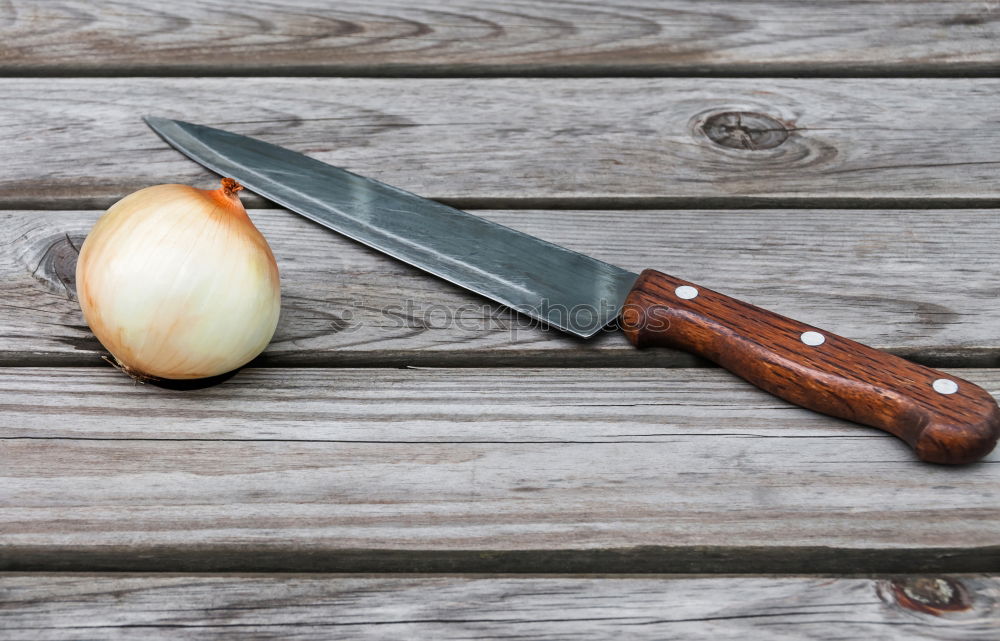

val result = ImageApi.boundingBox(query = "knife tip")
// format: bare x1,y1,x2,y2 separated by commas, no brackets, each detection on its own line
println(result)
143,115,199,133
142,115,171,129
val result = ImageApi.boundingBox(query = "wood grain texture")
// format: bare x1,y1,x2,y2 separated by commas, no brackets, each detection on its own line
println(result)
622,269,1000,464
5,208,999,368
1,574,998,640
2,1,999,75
1,367,999,572
3,78,1000,208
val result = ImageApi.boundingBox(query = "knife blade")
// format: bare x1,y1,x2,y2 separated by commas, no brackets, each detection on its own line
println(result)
144,116,1000,464
143,116,635,338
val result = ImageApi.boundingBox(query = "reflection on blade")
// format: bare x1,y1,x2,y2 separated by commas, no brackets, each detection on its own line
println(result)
144,117,638,337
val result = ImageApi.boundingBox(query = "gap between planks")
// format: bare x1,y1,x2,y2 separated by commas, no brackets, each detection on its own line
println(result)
3,546,999,575
6,197,1000,214
3,64,1000,79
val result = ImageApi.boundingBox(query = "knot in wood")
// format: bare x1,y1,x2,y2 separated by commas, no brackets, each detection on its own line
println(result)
889,577,971,615
701,111,789,150
32,233,84,299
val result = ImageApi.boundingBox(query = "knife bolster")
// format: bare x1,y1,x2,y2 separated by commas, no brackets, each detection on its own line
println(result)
620,269,1000,464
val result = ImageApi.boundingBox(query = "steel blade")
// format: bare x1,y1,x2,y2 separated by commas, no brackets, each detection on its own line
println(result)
144,117,638,337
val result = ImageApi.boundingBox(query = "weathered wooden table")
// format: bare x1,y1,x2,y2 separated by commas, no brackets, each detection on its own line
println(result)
2,1,999,638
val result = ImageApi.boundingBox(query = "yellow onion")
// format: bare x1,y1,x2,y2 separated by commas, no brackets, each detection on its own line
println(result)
76,178,281,380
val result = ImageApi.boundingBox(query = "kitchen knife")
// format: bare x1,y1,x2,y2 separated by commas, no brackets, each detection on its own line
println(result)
144,116,1000,464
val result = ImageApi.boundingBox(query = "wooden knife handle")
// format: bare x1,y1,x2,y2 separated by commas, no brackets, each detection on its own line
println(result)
620,269,1000,464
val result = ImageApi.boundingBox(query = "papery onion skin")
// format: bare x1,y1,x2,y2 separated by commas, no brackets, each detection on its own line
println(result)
76,179,281,380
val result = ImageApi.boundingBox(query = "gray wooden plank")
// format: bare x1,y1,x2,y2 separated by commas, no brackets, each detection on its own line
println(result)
1,574,997,640
6,208,999,367
2,1,998,75
1,367,999,572
3,78,1000,209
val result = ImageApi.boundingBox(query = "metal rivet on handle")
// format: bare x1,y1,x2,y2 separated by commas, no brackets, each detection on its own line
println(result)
675,285,699,300
933,379,959,395
800,331,825,346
